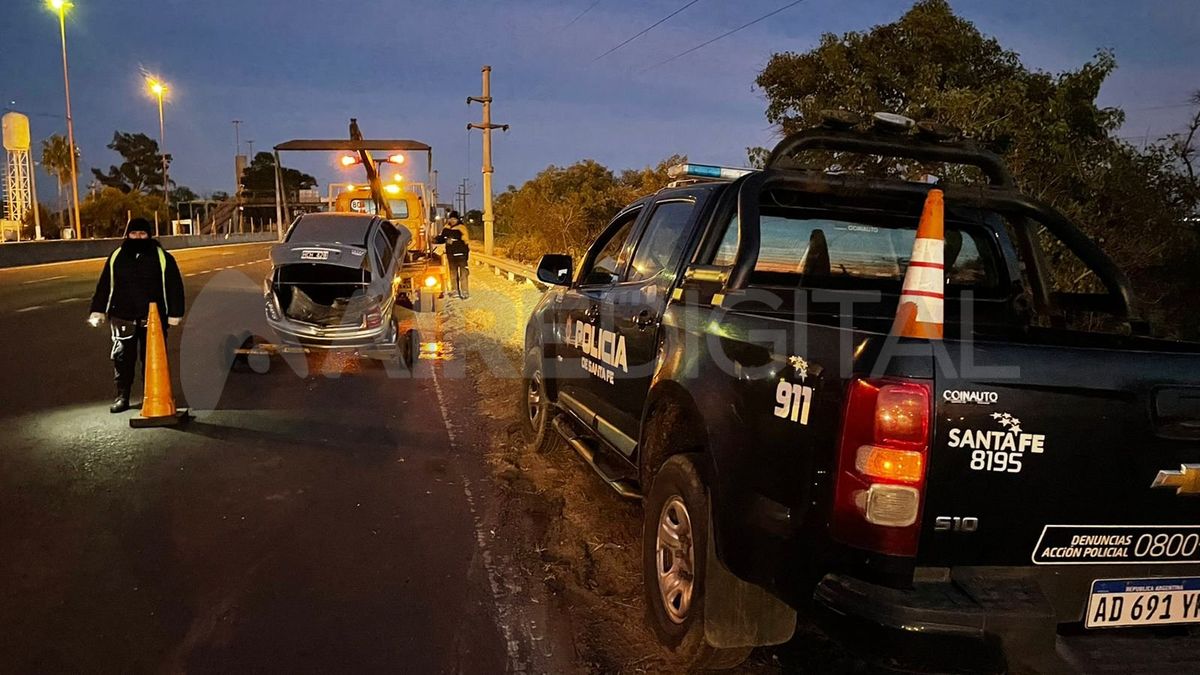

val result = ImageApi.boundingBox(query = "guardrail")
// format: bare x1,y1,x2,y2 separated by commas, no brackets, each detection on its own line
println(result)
471,252,546,289
0,231,279,269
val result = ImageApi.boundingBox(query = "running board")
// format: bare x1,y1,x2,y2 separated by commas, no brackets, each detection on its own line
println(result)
552,416,642,501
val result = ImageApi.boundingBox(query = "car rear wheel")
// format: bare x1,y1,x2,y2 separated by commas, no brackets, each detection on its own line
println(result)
519,347,560,453
642,453,751,670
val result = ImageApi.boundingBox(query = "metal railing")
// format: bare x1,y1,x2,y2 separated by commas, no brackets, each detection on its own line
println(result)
471,252,545,289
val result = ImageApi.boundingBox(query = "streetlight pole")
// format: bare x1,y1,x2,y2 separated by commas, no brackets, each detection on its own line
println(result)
147,78,169,235
50,0,82,239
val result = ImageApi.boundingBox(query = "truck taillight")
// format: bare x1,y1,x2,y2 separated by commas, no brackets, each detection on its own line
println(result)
831,378,932,557
363,308,383,329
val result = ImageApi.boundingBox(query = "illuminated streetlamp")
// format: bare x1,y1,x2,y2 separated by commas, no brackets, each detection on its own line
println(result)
145,76,169,232
48,0,81,239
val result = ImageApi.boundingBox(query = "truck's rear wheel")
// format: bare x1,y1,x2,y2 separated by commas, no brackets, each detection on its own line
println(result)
642,453,751,670
519,347,560,453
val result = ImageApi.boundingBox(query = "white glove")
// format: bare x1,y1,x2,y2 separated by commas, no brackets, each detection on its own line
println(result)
167,316,182,327
87,312,105,327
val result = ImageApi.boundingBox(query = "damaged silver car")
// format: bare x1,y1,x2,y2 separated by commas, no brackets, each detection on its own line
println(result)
263,212,416,360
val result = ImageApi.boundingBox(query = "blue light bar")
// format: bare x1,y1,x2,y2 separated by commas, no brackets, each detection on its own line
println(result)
667,163,754,180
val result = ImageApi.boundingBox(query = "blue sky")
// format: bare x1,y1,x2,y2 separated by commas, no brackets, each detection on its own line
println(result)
2,0,1197,207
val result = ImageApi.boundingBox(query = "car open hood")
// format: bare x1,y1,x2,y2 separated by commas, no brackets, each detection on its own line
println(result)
271,242,370,270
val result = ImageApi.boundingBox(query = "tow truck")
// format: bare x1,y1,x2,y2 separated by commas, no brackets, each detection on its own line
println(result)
273,119,449,312
227,120,450,369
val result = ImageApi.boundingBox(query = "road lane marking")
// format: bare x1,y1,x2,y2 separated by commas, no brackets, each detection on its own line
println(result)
15,305,44,313
57,297,85,303
430,365,529,672
21,275,66,285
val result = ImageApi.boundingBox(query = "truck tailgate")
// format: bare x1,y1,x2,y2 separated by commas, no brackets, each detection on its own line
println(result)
919,338,1200,568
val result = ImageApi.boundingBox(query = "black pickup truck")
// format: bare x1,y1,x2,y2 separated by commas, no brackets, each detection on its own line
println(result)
520,114,1200,672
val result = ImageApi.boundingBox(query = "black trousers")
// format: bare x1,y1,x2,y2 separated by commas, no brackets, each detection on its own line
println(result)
110,318,160,398
448,259,469,297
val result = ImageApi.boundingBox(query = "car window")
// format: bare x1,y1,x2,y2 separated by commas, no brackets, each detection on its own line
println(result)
713,210,1001,289
372,227,395,273
380,221,401,251
628,200,695,284
287,216,373,246
579,208,641,286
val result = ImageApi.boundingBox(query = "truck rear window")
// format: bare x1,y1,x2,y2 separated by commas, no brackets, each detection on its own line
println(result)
712,209,1002,289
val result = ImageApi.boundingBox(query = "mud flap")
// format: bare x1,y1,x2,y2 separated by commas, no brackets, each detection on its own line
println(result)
704,511,797,649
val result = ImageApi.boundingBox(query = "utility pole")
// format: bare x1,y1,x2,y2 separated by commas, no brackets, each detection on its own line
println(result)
233,120,244,234
467,65,508,255
455,179,469,215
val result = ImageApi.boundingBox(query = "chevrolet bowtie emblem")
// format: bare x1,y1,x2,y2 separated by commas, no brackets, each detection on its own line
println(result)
1151,464,1200,496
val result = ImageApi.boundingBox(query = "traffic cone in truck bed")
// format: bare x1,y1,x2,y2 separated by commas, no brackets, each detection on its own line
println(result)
891,189,945,340
130,302,190,428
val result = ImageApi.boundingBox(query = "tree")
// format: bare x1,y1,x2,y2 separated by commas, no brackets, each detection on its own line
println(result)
90,131,170,194
170,186,199,204
239,152,316,196
40,134,78,226
79,187,167,238
495,157,684,263
755,0,1200,336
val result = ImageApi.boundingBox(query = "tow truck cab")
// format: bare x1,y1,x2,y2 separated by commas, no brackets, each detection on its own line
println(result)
523,114,1200,672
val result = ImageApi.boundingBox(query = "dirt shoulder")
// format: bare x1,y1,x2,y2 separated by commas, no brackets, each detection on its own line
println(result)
441,270,790,674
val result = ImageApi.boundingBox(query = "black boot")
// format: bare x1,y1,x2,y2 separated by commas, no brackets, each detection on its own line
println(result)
110,395,130,413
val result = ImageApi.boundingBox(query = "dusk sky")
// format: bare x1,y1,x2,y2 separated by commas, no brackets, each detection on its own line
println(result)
2,0,1197,208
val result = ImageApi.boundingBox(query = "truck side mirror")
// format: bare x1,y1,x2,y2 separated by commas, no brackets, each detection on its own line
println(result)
536,254,573,286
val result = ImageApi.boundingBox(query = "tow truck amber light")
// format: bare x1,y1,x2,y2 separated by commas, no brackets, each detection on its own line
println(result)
831,378,932,557
424,275,438,288
340,155,359,167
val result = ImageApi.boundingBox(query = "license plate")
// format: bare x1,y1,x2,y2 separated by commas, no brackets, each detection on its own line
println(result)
300,250,329,260
1086,577,1200,629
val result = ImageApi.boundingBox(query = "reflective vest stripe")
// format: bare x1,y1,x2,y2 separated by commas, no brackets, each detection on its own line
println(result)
106,247,170,316
158,247,168,315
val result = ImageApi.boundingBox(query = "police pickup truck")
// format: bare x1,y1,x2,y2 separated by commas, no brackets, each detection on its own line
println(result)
519,113,1200,672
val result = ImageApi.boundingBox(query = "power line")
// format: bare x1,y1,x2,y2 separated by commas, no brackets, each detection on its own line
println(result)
1128,102,1196,112
643,0,807,71
565,0,602,28
594,0,703,61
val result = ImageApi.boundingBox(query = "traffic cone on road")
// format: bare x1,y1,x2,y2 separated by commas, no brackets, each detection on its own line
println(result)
891,189,945,340
130,302,190,428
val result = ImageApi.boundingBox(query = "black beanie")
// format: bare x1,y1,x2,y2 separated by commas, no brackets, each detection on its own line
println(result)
447,210,460,220
126,218,153,237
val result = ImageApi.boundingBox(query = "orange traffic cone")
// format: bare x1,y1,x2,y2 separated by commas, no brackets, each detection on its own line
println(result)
891,189,945,340
130,302,190,428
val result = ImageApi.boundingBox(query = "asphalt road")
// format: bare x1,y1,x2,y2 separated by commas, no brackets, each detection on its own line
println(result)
0,243,571,673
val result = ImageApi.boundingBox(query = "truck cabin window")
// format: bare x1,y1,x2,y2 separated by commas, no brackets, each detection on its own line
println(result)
580,208,641,286
347,198,410,219
712,206,1003,292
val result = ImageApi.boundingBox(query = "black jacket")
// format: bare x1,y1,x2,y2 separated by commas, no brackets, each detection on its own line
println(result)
89,240,185,321
440,225,470,262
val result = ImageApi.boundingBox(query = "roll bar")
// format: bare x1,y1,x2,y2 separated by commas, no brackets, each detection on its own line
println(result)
765,128,1015,188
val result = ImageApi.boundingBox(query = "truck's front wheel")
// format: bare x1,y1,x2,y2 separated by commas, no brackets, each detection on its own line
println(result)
642,454,751,670
519,347,560,453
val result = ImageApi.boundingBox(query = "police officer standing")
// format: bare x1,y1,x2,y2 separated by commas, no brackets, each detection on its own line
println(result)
439,210,470,299
88,218,186,413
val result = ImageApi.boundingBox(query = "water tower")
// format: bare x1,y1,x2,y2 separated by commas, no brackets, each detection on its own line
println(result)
3,112,40,240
